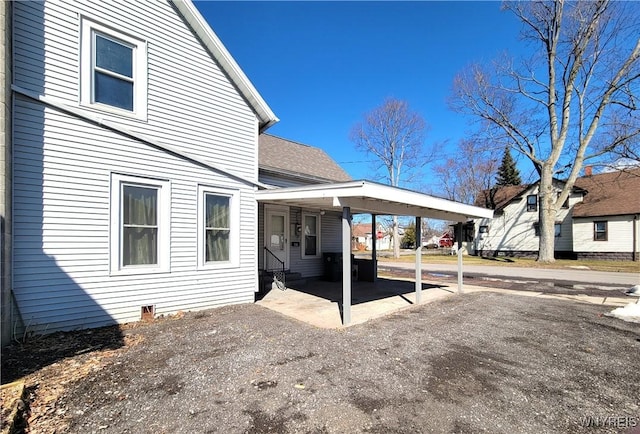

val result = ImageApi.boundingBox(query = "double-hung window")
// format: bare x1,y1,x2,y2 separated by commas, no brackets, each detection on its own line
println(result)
81,17,147,118
110,174,170,274
302,213,320,258
526,195,538,212
198,186,239,267
594,221,608,241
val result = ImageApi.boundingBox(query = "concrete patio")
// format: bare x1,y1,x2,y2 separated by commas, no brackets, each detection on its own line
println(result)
256,277,468,328
256,275,634,329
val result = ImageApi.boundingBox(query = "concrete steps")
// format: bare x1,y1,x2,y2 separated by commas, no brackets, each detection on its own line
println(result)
261,270,307,290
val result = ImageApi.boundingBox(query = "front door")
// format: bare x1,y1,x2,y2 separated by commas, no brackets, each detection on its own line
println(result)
265,207,289,270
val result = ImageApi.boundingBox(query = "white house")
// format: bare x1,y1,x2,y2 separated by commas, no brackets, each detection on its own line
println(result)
1,1,494,341
473,168,640,261
4,0,279,338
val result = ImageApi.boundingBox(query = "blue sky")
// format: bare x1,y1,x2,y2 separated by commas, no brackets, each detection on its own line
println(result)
194,1,532,187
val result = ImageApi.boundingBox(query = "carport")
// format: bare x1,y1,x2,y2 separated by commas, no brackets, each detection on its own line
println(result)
256,180,493,325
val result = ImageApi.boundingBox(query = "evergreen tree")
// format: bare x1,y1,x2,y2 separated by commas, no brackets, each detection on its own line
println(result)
495,147,522,186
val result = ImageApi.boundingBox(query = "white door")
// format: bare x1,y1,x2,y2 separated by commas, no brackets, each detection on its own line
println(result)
265,207,289,270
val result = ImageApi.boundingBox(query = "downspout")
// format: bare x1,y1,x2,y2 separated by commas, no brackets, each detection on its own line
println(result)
634,214,638,262
0,0,12,347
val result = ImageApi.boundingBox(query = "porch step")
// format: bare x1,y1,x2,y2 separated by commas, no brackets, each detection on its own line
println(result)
261,271,307,289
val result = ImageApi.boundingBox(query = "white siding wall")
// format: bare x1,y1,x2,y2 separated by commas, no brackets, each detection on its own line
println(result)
475,185,577,253
13,100,258,332
13,0,258,180
12,1,262,333
573,216,636,253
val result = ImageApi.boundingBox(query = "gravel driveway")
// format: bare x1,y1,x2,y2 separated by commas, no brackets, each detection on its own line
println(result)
50,291,640,434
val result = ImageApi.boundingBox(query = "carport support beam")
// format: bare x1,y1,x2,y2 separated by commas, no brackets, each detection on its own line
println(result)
342,206,352,325
456,222,464,294
372,214,377,282
415,217,422,303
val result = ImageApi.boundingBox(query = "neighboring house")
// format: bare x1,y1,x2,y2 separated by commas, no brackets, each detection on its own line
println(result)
3,0,278,338
473,168,640,261
352,223,391,251
572,168,640,261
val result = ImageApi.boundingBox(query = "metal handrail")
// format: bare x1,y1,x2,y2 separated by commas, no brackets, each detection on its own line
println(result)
263,247,285,273
263,247,286,291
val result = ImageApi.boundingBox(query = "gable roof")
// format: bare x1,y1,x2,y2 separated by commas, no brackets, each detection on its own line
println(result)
573,168,640,218
474,184,533,211
259,134,352,183
172,0,278,132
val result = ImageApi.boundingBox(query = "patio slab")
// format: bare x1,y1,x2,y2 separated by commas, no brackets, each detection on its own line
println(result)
256,277,463,328
256,276,632,328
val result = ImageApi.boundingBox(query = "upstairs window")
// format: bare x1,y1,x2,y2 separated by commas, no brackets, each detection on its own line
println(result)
526,195,538,212
81,17,147,118
557,192,569,208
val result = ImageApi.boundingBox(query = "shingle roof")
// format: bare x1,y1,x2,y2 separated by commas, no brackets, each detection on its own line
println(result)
474,168,640,217
572,168,640,217
474,184,533,211
258,134,352,183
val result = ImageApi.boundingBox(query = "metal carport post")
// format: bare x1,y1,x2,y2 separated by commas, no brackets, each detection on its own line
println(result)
342,206,352,325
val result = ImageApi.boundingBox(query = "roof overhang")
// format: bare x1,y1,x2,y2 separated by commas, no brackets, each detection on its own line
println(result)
256,180,494,222
172,0,279,132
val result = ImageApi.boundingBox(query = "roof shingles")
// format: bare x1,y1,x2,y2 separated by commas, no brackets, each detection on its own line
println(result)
259,134,351,183
572,168,640,218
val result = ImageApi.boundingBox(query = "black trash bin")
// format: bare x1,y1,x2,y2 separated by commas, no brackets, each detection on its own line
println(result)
323,252,343,281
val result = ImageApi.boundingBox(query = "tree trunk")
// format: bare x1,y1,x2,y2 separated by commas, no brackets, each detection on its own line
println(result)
392,216,400,259
537,168,556,263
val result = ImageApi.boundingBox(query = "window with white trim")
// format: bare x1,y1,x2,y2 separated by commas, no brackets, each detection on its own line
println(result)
198,186,239,267
302,213,320,258
81,17,147,118
110,174,170,274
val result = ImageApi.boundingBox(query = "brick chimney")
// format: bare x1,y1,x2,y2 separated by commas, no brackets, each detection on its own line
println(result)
584,165,592,176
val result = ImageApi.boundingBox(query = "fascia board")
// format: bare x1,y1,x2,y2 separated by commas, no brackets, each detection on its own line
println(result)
172,0,279,131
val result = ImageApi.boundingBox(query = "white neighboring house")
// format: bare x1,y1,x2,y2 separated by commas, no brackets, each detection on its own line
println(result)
473,168,640,261
4,0,278,338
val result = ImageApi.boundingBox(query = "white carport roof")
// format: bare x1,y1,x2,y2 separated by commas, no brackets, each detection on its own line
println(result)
256,180,493,222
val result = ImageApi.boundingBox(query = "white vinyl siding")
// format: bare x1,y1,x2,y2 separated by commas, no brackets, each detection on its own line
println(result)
573,216,636,253
13,0,258,181
474,184,575,253
12,91,258,331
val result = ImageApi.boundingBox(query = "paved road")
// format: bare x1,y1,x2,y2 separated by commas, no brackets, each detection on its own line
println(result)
378,260,640,287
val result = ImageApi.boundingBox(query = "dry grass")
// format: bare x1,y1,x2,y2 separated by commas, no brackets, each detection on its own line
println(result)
360,251,640,273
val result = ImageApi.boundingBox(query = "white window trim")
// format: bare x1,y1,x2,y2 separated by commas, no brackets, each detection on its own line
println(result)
80,16,148,119
110,173,170,275
301,212,321,259
198,185,240,269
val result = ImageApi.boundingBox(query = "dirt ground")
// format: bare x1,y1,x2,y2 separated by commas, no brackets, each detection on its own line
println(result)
2,290,639,434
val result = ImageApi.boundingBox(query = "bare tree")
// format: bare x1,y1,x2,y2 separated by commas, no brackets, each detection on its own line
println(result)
450,0,640,262
434,139,499,205
350,97,429,258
